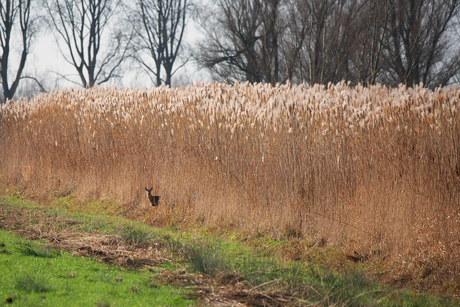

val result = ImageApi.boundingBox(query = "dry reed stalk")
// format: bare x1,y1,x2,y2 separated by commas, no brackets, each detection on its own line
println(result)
1,82,459,284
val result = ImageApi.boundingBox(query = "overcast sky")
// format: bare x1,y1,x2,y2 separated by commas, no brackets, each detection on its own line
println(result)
17,3,211,98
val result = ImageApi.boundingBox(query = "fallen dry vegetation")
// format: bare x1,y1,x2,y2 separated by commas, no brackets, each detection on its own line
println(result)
0,202,292,306
1,81,460,295
0,204,173,269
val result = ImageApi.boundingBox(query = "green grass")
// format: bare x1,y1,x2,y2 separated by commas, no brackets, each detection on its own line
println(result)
16,244,62,258
186,244,227,276
0,230,193,306
118,226,154,246
0,193,459,306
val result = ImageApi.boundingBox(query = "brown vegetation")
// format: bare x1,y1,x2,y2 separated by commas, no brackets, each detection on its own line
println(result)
1,82,460,294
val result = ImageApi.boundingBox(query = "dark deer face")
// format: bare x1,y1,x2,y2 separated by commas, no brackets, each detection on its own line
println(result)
145,187,160,206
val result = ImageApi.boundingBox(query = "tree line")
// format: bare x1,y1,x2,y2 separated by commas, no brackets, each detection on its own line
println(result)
1,0,460,103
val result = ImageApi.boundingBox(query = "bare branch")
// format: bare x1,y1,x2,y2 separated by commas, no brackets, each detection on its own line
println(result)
0,0,37,102
20,75,48,93
128,0,190,86
44,0,129,88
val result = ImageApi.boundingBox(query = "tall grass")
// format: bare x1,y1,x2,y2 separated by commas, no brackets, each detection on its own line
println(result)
1,81,459,276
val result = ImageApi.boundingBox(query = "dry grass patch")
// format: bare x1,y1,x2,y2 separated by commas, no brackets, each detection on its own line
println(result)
0,203,172,269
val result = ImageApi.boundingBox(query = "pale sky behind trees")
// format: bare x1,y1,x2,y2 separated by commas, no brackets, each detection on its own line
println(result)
5,0,460,101
19,8,209,95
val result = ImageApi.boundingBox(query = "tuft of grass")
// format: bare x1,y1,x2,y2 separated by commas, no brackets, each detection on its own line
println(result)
118,225,153,246
97,300,111,307
17,244,61,258
186,244,227,276
14,274,51,293
0,241,9,254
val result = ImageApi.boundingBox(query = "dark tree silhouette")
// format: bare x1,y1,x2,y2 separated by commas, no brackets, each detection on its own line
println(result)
195,0,460,88
129,0,189,86
0,0,36,103
383,0,460,87
195,0,272,84
44,0,131,88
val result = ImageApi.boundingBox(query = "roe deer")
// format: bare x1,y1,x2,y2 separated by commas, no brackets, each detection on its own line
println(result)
145,187,160,206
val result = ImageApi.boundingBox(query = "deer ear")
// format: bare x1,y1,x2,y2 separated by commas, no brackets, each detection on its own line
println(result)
145,187,148,191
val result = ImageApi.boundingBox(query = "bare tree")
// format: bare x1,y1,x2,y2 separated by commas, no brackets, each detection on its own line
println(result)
349,0,391,85
260,0,282,85
282,0,310,83
195,0,362,85
162,0,188,86
195,0,460,88
129,0,189,86
320,0,360,83
453,14,460,85
195,0,263,83
384,0,460,88
0,0,37,103
44,0,130,88
290,0,370,85
195,0,285,84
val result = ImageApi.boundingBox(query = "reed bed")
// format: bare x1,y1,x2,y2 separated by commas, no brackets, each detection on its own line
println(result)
1,81,460,288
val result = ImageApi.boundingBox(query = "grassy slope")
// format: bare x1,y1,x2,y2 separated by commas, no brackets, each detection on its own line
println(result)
0,230,193,307
0,194,458,306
